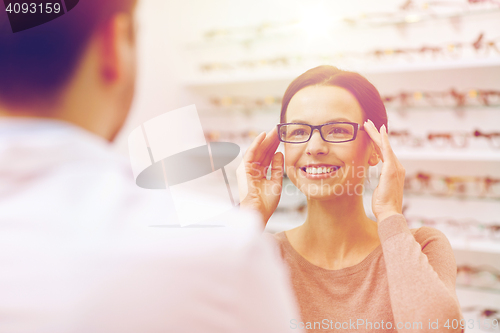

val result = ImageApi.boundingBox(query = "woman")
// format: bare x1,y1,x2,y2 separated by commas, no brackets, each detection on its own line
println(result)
239,65,463,332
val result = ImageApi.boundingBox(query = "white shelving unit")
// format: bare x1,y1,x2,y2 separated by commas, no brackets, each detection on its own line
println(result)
182,2,500,311
395,151,500,162
451,239,500,254
185,58,500,88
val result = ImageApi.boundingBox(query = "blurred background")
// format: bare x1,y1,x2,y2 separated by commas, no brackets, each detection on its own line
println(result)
114,0,500,327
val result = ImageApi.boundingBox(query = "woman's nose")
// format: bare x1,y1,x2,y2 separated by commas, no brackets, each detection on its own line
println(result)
305,129,329,155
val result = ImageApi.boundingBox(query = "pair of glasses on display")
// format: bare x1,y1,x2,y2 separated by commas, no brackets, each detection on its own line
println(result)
344,0,500,27
400,0,500,10
199,56,303,73
457,264,500,291
405,215,500,241
277,122,365,144
209,96,282,108
369,45,461,62
473,32,500,55
429,130,500,149
389,129,500,149
369,33,500,62
403,172,500,199
427,132,470,148
382,89,500,108
475,130,500,148
204,130,260,142
203,20,299,40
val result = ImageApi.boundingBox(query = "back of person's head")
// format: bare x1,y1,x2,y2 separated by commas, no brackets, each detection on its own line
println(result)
280,65,388,131
0,0,137,113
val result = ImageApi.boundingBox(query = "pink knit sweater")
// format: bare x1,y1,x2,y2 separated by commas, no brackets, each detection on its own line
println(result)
271,213,463,333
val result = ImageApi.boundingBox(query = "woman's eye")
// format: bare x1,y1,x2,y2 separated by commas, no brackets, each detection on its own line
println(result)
330,128,346,134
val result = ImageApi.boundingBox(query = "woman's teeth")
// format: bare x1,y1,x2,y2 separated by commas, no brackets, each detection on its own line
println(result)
303,166,340,174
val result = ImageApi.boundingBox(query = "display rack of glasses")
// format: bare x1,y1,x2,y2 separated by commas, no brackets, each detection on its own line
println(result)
183,1,500,265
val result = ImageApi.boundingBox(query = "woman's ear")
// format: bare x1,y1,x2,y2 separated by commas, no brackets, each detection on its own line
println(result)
368,141,381,166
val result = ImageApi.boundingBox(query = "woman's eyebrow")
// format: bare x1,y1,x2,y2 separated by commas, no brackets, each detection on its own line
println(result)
288,117,354,123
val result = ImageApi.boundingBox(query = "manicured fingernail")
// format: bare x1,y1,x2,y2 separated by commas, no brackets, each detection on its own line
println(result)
381,124,386,133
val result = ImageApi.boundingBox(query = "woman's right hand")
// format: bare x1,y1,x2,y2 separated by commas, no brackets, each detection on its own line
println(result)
237,126,284,227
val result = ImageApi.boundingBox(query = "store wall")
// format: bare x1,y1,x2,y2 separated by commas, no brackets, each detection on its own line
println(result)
113,1,500,326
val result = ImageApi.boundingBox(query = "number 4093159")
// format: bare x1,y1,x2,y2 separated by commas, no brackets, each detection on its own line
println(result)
5,2,62,14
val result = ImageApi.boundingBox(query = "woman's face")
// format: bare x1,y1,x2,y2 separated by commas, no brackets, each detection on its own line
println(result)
284,85,377,200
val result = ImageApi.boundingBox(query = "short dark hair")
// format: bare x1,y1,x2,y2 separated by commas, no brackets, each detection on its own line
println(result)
280,65,388,131
0,0,137,111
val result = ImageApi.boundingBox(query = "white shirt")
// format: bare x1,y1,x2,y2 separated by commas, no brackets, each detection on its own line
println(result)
0,117,300,333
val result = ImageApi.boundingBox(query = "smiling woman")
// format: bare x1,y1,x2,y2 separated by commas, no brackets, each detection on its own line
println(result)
238,65,464,333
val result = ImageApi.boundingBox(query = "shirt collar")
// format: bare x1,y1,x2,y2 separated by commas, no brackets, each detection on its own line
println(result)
0,117,80,135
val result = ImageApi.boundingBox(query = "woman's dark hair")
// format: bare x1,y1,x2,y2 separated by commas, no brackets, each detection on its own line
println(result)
280,65,388,131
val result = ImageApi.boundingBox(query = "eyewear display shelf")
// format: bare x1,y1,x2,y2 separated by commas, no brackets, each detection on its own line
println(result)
184,58,500,90
188,61,500,255
183,14,500,313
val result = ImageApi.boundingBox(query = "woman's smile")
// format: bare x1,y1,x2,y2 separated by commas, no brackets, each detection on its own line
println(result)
298,165,342,179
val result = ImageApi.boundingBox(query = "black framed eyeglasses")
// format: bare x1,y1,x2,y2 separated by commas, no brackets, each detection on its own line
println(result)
277,121,366,144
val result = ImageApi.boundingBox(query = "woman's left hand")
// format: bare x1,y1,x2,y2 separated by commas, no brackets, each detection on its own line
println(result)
363,119,405,222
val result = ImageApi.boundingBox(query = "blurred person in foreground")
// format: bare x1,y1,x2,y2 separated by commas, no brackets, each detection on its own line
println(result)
0,1,299,332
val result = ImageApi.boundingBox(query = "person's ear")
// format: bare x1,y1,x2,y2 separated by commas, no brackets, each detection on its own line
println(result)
368,141,381,166
98,13,136,84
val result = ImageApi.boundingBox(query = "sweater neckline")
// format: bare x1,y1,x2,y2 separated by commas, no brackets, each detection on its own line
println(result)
276,230,383,277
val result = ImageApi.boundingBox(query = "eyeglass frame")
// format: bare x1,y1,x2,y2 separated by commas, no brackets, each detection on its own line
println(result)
276,121,366,144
